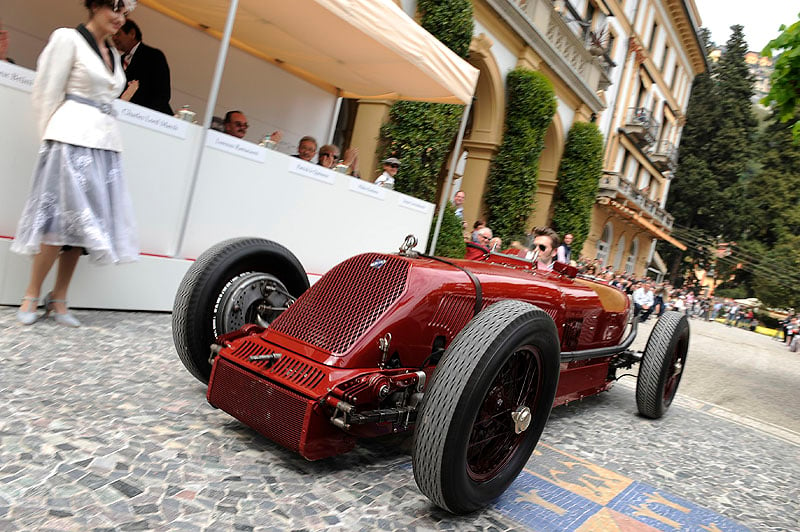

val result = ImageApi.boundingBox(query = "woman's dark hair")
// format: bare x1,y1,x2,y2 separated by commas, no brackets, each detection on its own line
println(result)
84,0,124,11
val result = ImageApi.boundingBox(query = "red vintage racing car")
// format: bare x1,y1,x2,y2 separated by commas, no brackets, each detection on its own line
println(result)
172,236,689,514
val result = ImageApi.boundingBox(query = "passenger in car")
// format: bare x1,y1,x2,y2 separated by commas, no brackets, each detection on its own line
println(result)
465,227,492,260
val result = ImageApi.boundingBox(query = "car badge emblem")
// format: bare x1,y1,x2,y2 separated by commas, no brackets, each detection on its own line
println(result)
370,258,387,270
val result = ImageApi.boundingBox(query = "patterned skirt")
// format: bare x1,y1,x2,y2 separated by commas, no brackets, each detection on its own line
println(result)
11,141,139,264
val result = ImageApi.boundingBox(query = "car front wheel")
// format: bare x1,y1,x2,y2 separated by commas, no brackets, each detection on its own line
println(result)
412,300,560,514
172,237,309,384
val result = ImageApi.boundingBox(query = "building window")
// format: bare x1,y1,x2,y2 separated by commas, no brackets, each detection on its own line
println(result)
660,43,669,70
585,1,596,25
597,223,613,266
669,63,679,90
648,21,658,50
637,170,650,191
650,181,660,201
636,80,646,109
625,156,639,182
613,235,626,271
607,30,617,58
625,238,639,275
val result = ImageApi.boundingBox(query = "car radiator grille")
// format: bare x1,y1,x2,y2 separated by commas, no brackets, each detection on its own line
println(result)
270,253,410,354
226,338,326,392
208,358,309,453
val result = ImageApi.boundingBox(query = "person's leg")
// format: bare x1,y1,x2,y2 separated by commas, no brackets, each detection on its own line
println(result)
49,247,82,314
20,244,62,312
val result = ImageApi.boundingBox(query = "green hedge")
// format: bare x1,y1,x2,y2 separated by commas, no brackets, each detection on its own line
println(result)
428,202,466,258
379,102,463,203
377,0,473,204
550,121,604,253
485,69,556,242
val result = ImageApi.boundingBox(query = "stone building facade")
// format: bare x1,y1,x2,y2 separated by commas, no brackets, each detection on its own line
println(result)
352,0,706,277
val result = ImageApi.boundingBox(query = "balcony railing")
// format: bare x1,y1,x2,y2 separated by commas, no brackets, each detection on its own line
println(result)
650,140,678,173
507,0,612,92
623,107,660,147
597,172,674,230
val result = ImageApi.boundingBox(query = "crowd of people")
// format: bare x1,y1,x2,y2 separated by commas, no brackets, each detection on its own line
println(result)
450,196,798,348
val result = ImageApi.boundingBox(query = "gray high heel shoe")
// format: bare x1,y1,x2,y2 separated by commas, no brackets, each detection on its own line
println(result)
43,292,82,328
16,296,40,325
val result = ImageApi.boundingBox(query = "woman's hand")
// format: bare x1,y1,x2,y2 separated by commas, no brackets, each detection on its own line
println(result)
120,79,139,101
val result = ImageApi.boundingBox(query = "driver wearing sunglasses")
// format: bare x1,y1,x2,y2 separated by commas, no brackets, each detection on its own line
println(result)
530,226,560,271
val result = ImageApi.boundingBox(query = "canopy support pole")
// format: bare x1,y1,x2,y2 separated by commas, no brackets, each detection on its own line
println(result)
327,94,343,144
173,0,240,258
428,100,472,255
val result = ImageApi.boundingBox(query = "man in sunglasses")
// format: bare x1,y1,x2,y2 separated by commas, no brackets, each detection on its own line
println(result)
375,157,401,189
530,226,560,271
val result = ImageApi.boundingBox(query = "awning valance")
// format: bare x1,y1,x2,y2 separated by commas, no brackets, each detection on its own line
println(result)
598,197,686,251
141,0,480,105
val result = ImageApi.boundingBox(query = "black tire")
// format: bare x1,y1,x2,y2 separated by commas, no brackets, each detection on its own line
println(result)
412,300,560,514
636,311,690,419
172,237,309,383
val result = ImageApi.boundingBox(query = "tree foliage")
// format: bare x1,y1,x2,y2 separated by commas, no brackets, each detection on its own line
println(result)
485,69,557,243
745,110,800,245
662,26,757,284
762,13,800,141
377,0,473,203
380,102,463,202
427,202,466,258
550,122,604,253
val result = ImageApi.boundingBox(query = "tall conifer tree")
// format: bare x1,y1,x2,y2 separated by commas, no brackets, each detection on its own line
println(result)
708,25,758,237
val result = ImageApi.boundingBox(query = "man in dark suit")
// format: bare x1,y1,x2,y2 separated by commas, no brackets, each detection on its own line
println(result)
113,20,173,115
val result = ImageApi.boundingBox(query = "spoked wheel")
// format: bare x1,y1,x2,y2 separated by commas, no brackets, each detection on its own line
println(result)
467,345,542,482
213,271,292,337
636,311,690,419
413,300,560,514
173,238,309,384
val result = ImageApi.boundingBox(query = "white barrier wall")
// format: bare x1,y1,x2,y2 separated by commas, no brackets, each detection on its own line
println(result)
0,63,434,311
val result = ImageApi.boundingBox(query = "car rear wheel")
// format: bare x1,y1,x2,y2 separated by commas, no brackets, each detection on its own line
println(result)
636,311,690,419
412,300,560,514
172,237,309,384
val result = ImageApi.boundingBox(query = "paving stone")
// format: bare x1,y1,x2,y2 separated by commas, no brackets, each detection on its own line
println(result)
1,308,797,531
110,480,143,498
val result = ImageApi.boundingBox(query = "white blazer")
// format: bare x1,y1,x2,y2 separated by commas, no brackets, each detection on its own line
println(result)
32,28,127,152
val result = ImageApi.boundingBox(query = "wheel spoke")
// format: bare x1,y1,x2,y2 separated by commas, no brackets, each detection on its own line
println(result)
467,346,541,480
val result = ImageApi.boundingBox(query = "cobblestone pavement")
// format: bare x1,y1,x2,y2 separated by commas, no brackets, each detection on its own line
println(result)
1,308,798,531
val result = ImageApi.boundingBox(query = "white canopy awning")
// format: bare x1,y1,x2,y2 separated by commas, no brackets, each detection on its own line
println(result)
141,0,480,105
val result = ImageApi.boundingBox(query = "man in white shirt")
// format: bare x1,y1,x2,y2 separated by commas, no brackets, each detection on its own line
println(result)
375,157,400,189
452,190,465,219
633,281,655,321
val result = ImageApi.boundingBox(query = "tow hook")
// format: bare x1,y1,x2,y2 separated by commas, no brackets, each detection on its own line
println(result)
209,343,223,364
378,333,392,368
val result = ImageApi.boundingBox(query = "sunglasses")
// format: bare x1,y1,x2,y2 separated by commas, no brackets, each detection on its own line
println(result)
320,152,337,158
388,163,400,168
536,244,547,252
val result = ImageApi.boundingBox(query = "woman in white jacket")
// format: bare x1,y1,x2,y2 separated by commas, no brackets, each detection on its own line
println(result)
13,0,139,326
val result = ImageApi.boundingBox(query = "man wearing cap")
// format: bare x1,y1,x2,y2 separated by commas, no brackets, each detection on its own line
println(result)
375,157,400,189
